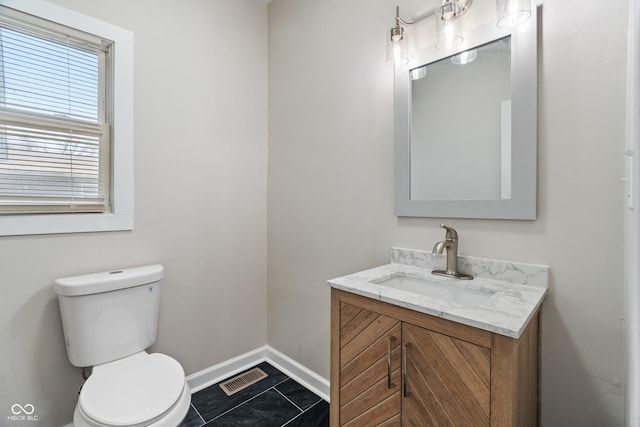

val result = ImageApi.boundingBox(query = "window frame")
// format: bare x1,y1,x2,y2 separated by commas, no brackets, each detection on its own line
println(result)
0,0,133,236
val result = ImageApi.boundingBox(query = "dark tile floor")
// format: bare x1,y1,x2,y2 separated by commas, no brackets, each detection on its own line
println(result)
179,361,330,427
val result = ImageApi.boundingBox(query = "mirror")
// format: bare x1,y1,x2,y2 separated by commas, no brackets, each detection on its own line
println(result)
394,13,537,219
411,37,511,201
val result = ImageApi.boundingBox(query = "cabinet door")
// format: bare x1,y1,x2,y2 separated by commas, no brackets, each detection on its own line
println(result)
338,302,402,426
402,323,491,426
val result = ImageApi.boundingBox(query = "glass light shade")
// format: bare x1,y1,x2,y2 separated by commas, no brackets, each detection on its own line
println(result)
451,48,477,65
386,29,409,66
496,0,532,29
436,7,463,50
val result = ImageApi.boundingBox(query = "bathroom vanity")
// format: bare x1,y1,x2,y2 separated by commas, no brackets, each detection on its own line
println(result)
327,248,548,426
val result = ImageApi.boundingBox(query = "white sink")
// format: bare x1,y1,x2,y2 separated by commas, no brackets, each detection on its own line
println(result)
371,273,496,306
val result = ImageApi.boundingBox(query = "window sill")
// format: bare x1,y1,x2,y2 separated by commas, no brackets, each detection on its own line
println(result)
0,212,133,236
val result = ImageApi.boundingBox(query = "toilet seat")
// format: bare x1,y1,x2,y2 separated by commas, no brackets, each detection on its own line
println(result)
76,352,189,427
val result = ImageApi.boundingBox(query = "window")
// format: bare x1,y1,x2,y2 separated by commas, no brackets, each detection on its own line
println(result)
0,8,109,214
0,1,133,236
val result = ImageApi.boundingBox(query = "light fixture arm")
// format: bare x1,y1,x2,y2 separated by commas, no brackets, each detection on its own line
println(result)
395,6,435,28
394,0,474,28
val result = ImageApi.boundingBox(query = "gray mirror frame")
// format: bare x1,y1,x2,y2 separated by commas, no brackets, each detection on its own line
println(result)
394,11,537,220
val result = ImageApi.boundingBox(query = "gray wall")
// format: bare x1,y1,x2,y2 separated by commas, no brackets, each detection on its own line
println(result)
0,1,268,425
268,0,627,425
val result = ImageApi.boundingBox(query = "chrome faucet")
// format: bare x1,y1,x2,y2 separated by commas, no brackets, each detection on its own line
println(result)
431,224,473,280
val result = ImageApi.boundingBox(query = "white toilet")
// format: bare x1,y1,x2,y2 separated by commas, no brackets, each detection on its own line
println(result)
54,265,191,427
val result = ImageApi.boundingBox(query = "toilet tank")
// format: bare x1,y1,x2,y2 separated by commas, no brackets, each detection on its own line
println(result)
54,265,164,367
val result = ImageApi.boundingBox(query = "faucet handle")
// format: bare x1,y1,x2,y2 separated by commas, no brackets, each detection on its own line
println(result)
439,224,459,240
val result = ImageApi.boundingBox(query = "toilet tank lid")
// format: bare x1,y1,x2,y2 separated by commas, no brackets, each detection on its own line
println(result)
54,264,164,296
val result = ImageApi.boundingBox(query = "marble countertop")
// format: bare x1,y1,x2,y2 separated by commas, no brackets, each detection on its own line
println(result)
327,251,549,339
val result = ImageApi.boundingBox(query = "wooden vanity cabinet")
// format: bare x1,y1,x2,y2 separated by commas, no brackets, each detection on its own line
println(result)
330,288,540,427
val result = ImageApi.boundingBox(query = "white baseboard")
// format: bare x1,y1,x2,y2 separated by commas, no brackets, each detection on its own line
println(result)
185,345,330,401
185,346,269,393
263,345,330,401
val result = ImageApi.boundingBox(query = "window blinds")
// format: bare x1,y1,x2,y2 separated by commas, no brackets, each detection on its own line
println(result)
0,10,110,214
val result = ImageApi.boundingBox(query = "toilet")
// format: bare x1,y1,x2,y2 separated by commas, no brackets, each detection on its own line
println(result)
54,265,191,427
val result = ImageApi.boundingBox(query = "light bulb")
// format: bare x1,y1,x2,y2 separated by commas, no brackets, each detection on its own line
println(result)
394,41,402,63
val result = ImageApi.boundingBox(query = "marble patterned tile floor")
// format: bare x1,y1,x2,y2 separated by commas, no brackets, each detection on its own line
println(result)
179,361,330,427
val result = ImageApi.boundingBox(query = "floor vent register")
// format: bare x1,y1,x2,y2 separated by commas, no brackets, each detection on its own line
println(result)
219,367,269,396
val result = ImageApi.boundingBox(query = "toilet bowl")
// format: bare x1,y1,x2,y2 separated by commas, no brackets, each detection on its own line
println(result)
54,265,191,427
72,352,191,427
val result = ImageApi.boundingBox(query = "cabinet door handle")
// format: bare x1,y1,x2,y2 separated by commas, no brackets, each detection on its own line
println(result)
402,342,410,397
387,336,394,388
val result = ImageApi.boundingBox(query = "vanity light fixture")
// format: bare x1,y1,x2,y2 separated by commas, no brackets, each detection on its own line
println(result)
388,0,532,65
